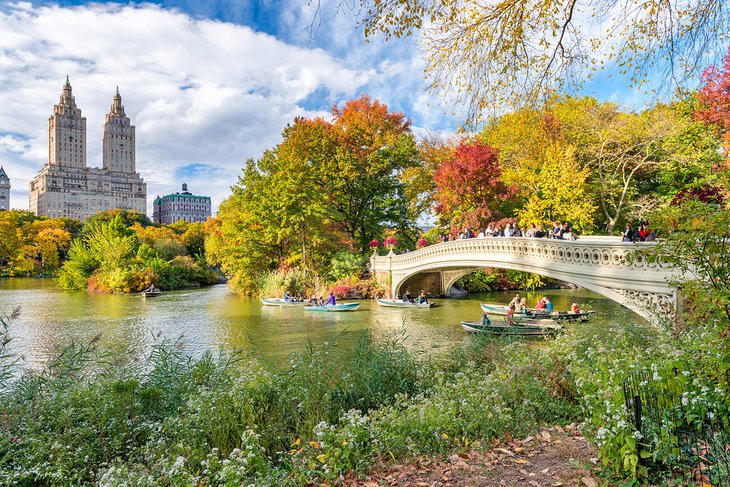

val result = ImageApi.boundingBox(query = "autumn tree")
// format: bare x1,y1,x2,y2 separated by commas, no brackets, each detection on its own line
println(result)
350,0,730,126
696,45,730,198
402,132,458,220
433,140,516,231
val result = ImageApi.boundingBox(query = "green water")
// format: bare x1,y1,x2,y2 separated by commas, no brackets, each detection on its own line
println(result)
0,278,643,368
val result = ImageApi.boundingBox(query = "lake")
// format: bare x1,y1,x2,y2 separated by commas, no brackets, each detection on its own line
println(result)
0,278,644,369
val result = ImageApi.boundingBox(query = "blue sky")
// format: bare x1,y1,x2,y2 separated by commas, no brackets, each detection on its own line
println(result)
0,0,696,214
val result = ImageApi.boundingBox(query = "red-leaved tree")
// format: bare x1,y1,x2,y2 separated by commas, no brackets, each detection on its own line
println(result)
696,46,730,148
433,140,517,231
695,46,730,200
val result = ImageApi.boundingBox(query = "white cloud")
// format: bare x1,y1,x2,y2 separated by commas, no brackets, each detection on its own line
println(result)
0,2,448,214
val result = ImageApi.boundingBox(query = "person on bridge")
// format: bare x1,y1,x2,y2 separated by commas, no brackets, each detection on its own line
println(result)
326,292,336,306
638,223,651,241
402,289,414,303
622,224,635,242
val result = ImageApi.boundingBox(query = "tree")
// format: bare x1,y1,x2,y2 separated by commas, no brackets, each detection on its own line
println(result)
402,132,458,220
433,140,517,231
515,143,596,233
354,0,730,126
696,46,730,198
317,96,420,251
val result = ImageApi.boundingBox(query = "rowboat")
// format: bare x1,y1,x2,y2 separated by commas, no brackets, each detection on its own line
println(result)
304,303,361,312
461,319,563,336
480,303,596,321
261,298,309,307
376,298,435,308
142,290,162,298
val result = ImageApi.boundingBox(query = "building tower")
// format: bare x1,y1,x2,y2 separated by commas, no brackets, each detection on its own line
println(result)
102,87,136,174
0,166,9,210
48,76,86,168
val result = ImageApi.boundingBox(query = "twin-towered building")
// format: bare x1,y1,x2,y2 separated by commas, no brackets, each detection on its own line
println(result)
29,78,147,220
23,78,213,222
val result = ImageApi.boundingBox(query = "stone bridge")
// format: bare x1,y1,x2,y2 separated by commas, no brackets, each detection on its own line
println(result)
370,237,680,322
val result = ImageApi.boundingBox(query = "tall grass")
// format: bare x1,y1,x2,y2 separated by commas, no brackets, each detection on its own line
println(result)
0,312,587,485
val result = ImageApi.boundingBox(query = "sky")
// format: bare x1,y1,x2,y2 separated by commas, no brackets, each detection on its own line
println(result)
0,0,695,215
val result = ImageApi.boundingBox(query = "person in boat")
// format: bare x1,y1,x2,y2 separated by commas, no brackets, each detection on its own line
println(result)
506,304,516,325
571,302,581,314
145,283,158,293
519,297,529,315
326,292,336,306
418,291,428,304
284,291,292,302
481,313,491,326
544,297,554,314
508,293,521,309
402,289,414,303
535,297,547,310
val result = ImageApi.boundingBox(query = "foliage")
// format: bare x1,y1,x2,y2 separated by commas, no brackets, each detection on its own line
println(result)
457,269,551,292
639,200,730,332
355,0,730,126
208,95,420,295
326,251,366,282
402,132,457,219
58,215,216,292
0,211,75,276
433,140,517,231
515,142,596,233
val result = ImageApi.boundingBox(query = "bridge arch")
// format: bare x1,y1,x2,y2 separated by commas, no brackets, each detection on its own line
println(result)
370,237,679,323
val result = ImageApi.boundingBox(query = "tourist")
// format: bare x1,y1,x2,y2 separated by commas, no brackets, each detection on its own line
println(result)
504,223,513,237
284,291,292,301
551,221,561,239
571,302,581,313
145,283,158,293
513,226,523,237
418,291,428,304
563,225,573,241
492,226,501,237
477,228,486,238
507,304,516,325
622,224,634,242
544,297,554,313
535,225,546,238
638,223,651,241
481,313,491,326
520,297,528,314
644,229,656,242
326,292,336,306
526,223,536,238
535,297,547,310
508,293,521,309
485,224,494,236
402,289,414,303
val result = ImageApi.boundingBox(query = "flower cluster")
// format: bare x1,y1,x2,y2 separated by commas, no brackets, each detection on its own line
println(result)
383,236,397,249
416,239,428,249
368,239,380,249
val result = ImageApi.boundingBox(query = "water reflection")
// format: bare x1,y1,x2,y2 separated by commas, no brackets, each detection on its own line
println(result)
0,278,644,369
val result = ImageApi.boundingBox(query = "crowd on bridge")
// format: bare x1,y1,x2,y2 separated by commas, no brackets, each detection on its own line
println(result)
434,220,656,243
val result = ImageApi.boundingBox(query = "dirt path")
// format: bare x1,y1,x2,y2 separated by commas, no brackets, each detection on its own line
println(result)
348,425,601,487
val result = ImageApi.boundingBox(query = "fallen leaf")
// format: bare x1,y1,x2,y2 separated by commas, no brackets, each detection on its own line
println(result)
541,468,550,474
496,448,515,456
513,447,524,453
458,453,469,459
416,483,429,487
522,436,534,444
555,425,564,433
541,431,552,441
581,477,597,487
554,483,564,487
515,459,530,464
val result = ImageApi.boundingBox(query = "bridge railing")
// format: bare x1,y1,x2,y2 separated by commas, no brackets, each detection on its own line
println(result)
370,236,667,272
